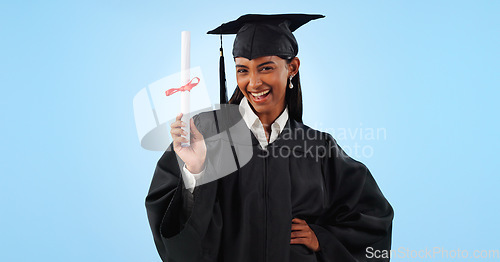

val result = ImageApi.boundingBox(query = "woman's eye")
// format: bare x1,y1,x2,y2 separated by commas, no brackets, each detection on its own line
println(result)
237,69,248,73
260,67,273,72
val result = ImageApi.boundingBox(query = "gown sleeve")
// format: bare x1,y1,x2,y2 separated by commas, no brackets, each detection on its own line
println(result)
145,118,223,262
309,134,394,262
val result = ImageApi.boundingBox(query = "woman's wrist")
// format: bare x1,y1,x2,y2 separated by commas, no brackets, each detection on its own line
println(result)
186,163,205,174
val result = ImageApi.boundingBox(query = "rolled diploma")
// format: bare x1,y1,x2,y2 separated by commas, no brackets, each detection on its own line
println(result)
180,31,190,147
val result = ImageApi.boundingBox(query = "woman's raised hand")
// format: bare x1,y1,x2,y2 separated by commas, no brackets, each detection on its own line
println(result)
170,113,207,173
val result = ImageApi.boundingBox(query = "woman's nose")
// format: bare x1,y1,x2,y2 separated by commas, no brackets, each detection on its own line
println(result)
248,72,262,89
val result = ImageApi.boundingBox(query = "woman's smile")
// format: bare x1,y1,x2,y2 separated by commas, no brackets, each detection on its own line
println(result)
248,89,271,103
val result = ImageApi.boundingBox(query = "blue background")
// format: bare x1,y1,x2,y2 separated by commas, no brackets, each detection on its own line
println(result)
1,1,498,261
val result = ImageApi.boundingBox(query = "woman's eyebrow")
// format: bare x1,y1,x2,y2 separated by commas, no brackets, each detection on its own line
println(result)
257,61,275,67
236,61,276,68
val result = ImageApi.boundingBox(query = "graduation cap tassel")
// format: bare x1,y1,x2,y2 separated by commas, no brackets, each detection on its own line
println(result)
219,34,228,104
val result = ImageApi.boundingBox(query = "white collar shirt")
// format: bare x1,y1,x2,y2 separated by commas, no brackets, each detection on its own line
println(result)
238,96,289,150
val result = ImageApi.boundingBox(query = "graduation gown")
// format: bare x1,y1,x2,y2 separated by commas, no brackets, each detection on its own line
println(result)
145,107,393,262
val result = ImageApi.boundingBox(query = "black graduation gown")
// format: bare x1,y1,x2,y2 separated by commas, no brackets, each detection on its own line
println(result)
145,107,393,262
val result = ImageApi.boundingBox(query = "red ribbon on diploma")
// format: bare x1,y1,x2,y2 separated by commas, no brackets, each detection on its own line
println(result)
165,77,200,96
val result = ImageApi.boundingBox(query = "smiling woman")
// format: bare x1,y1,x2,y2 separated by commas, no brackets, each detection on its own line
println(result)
230,55,303,125
232,56,299,131
146,13,394,262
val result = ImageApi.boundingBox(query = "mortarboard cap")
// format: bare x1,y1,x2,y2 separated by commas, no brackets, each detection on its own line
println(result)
207,14,325,103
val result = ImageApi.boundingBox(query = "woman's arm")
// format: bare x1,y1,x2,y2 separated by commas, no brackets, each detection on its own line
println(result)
145,112,223,261
310,134,394,262
145,145,222,261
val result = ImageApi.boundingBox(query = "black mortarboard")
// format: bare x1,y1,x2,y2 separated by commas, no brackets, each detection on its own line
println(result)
207,14,325,104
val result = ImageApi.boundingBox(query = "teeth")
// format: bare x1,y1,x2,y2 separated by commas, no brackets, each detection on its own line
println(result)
251,90,270,97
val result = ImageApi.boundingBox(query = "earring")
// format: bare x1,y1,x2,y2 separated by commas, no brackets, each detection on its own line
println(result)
289,75,294,89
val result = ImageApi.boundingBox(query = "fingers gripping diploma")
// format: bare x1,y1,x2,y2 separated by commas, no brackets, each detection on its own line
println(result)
170,113,207,174
290,218,320,252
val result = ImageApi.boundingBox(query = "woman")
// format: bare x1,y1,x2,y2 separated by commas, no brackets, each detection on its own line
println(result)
146,14,393,262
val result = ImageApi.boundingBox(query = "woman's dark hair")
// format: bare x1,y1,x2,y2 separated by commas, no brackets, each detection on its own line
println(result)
228,56,303,123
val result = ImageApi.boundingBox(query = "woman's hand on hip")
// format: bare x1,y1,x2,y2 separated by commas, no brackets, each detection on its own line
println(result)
290,218,320,252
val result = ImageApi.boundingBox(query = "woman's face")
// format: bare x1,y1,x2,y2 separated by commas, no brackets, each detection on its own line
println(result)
235,55,299,118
